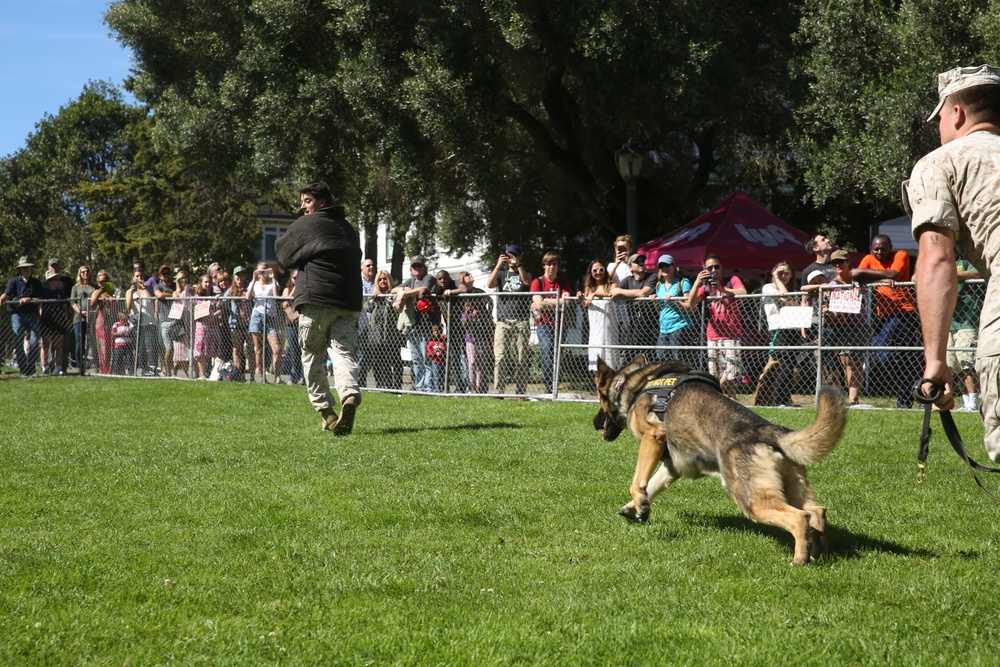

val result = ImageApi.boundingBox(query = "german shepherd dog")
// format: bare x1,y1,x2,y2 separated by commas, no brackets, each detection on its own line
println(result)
594,356,846,565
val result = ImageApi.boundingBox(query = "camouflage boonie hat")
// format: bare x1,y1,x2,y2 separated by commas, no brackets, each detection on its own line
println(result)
927,64,1000,122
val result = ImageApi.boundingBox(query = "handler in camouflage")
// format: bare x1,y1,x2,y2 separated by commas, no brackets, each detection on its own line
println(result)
907,64,1000,461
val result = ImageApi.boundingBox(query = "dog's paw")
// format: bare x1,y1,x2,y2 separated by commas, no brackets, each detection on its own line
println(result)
617,504,645,523
807,526,828,562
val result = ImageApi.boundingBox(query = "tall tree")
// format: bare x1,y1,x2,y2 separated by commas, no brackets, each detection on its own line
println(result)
107,0,807,275
0,82,267,279
791,0,1000,246
0,82,143,275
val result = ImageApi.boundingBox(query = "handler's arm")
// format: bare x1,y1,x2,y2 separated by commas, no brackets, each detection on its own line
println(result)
915,225,957,409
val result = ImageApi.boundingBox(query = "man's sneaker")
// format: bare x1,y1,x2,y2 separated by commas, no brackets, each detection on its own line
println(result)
320,407,338,431
334,396,359,436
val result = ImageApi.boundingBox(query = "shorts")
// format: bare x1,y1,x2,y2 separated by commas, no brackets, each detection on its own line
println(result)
947,328,977,373
161,319,185,347
980,355,1000,462
248,310,278,336
826,324,865,357
707,338,742,382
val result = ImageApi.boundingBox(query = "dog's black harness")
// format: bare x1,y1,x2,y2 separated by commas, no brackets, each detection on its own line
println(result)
912,377,1000,502
642,371,722,419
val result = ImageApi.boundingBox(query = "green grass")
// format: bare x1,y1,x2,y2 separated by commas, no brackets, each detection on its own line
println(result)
2,377,1000,665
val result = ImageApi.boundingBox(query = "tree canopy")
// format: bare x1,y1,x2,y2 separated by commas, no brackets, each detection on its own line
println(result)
6,0,1000,279
0,82,265,280
105,0,807,274
791,0,1000,245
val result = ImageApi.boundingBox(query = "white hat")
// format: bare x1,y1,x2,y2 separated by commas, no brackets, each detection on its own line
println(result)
806,269,827,284
927,64,1000,122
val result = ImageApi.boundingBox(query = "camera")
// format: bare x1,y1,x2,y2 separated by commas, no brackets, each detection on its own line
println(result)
257,270,267,277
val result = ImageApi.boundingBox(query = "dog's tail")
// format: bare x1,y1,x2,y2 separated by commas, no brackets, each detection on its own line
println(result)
777,387,847,466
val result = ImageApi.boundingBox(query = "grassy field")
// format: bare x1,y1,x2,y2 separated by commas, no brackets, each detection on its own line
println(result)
2,376,1000,665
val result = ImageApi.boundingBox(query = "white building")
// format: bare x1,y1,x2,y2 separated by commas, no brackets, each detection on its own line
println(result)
257,204,492,286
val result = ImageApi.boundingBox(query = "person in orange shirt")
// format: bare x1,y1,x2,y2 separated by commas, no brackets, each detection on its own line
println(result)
852,234,921,408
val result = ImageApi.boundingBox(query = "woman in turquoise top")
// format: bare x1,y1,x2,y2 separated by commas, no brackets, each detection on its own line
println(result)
652,254,693,363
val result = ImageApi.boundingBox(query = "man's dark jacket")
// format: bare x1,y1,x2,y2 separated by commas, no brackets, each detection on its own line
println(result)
275,205,363,313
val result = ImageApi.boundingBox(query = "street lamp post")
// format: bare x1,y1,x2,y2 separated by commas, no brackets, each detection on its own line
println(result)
615,142,644,242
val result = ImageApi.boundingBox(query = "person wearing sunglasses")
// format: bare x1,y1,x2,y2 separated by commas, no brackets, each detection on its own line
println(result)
687,254,747,400
652,254,694,364
578,259,617,373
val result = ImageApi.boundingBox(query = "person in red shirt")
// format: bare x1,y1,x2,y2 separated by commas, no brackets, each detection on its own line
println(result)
531,251,573,395
852,234,921,408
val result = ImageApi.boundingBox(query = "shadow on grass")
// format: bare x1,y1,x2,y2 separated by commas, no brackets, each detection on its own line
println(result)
368,421,523,435
681,511,940,560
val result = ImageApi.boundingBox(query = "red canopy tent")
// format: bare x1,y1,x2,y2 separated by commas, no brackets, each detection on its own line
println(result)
637,191,812,275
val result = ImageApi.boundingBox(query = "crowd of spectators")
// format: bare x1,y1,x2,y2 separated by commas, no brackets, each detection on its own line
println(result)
2,233,983,408
1,256,311,384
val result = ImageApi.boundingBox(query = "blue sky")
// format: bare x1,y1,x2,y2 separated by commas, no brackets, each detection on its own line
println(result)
0,0,134,158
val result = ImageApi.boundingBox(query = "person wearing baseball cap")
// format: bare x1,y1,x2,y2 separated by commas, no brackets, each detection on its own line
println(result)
828,249,865,406
1,255,45,375
652,253,694,366
908,63,1000,459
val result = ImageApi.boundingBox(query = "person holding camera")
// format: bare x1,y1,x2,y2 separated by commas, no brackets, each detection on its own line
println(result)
125,266,159,376
487,244,533,395
246,262,283,383
687,254,747,400
606,235,635,349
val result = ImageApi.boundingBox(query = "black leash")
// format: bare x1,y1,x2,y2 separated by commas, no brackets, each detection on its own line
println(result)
912,378,1000,502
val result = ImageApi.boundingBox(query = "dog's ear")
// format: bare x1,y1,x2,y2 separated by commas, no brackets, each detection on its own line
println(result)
596,356,615,376
632,353,647,366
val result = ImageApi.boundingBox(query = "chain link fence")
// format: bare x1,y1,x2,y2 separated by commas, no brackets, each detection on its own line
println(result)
1,282,986,409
